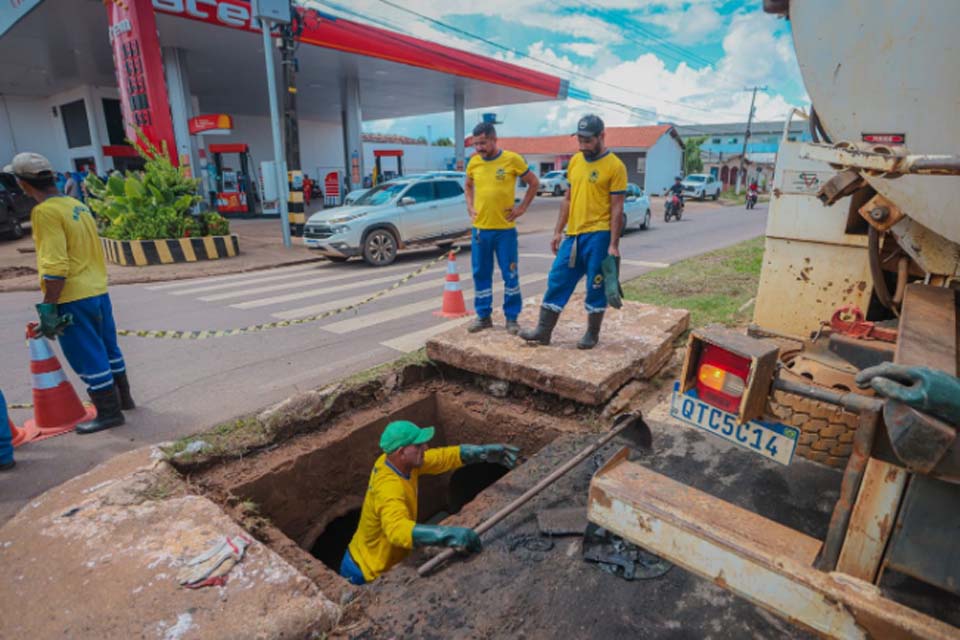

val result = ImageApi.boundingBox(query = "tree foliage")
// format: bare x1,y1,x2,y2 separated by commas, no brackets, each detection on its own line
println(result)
684,135,706,175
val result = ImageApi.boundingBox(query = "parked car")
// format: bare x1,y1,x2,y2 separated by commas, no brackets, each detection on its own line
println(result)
537,170,568,196
343,188,369,206
680,173,721,201
0,172,34,240
304,175,470,266
621,182,652,233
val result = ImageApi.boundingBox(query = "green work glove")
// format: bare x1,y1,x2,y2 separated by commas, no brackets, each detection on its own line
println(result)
855,364,960,426
601,255,622,309
460,444,520,469
35,303,73,339
411,524,482,553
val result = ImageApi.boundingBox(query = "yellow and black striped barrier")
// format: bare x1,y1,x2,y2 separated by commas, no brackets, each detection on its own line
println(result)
116,247,458,339
101,235,239,266
288,170,305,237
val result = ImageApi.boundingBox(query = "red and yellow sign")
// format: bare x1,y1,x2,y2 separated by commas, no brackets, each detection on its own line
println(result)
189,114,234,135
106,0,178,163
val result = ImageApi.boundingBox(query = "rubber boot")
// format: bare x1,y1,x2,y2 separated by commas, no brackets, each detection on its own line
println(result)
505,319,520,335
114,371,136,410
577,312,605,350
76,386,126,435
519,307,561,345
467,316,493,333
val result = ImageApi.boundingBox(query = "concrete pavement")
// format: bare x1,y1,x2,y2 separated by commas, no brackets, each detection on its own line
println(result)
0,200,767,521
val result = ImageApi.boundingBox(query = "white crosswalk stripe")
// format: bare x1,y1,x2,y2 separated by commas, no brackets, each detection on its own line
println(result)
381,317,473,353
323,272,548,334
230,265,444,308
270,272,472,319
146,262,325,291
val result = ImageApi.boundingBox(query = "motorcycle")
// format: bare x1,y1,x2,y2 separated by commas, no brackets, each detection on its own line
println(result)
664,194,683,222
745,188,758,210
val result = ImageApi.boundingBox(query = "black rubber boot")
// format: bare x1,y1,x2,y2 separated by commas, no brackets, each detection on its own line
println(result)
519,307,561,345
76,386,126,435
114,372,136,410
577,312,605,350
467,316,493,333
505,319,520,335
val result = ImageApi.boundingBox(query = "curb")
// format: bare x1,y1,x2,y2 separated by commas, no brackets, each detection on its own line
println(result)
101,234,240,266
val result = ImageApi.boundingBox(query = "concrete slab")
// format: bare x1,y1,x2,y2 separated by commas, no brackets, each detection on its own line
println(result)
427,294,690,405
0,446,339,639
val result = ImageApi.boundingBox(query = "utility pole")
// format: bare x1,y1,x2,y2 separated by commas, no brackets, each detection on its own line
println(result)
281,7,306,236
737,86,765,194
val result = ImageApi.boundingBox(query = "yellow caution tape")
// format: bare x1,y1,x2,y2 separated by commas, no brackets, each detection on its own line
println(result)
7,403,33,410
116,248,460,339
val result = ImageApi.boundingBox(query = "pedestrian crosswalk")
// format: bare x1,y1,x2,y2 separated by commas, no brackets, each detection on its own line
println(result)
147,259,550,353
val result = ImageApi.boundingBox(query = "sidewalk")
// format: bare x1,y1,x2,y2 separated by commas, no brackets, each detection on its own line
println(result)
0,217,322,293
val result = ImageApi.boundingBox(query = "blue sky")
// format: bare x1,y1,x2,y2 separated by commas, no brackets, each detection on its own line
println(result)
310,0,809,140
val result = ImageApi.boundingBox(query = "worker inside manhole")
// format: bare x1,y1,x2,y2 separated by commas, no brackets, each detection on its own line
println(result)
328,419,519,586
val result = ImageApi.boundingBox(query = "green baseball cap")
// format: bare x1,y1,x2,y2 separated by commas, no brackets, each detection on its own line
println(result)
380,420,435,453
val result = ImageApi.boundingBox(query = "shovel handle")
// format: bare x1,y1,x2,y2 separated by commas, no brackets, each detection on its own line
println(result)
417,413,644,576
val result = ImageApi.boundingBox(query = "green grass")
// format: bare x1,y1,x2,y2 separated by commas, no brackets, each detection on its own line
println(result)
718,188,770,206
622,236,764,328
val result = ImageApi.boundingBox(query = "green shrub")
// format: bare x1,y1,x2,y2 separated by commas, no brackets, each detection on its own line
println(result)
84,130,231,240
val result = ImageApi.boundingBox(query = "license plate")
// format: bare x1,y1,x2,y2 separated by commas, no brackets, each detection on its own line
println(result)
304,238,320,247
670,381,798,466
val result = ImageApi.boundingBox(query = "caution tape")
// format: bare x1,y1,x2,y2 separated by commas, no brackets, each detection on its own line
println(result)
116,248,460,339
7,403,33,410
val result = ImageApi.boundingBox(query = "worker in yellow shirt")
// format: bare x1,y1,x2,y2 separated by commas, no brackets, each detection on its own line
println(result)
464,122,539,335
519,115,627,349
8,152,133,434
340,420,519,585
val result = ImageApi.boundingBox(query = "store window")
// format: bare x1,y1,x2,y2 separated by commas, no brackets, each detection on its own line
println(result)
61,100,92,149
102,98,127,145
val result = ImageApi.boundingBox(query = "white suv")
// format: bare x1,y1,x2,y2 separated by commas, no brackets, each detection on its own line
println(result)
537,170,568,196
304,175,470,266
680,173,721,200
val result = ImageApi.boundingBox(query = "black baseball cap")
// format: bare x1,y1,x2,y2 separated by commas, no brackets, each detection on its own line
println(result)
573,114,604,137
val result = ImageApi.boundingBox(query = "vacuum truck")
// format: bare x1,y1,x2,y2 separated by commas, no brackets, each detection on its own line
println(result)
588,2,960,637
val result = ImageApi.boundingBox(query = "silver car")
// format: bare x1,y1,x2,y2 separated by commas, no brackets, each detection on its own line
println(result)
621,182,652,233
304,175,470,266
537,170,568,196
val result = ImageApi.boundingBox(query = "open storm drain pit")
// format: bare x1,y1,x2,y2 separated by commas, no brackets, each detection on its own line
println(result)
203,386,569,585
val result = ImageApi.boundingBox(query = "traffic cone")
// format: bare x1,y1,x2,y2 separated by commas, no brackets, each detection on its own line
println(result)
22,325,95,440
10,416,39,447
434,251,470,318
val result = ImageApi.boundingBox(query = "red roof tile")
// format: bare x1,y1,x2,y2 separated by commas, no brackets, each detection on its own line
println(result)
482,125,676,155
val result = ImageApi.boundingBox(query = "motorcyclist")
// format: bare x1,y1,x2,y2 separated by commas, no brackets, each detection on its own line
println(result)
667,176,684,212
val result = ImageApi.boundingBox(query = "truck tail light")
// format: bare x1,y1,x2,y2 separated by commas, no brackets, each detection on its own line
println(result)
696,344,752,414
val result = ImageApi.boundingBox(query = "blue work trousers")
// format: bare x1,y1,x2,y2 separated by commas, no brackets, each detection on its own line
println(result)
0,390,12,465
57,293,126,395
471,227,521,321
542,231,610,314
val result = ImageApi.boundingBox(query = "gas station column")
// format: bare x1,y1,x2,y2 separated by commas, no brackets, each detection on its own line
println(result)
162,47,199,176
454,88,465,171
342,74,364,191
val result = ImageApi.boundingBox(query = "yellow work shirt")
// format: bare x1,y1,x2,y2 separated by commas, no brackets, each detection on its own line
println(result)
31,196,108,304
347,446,464,582
565,151,627,235
466,150,530,230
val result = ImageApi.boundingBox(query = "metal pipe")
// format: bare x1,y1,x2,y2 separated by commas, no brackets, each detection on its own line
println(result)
816,409,881,571
260,19,292,249
418,413,649,577
772,378,883,413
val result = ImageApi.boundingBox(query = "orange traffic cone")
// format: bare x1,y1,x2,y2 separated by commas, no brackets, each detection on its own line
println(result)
434,251,470,318
22,325,95,440
10,415,39,448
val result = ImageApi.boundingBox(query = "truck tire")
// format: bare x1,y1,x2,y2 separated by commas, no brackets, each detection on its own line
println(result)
767,389,859,468
553,185,562,196
362,228,398,266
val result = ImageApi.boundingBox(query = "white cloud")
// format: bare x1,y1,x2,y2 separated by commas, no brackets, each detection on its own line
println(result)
643,3,724,45
562,42,605,58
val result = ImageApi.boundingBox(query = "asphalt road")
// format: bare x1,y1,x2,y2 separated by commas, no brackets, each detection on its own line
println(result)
0,199,767,520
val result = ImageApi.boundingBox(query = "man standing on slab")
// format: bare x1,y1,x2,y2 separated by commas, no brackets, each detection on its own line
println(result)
464,122,539,335
519,114,627,349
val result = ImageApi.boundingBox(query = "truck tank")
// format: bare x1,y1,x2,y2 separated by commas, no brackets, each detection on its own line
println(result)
784,0,960,244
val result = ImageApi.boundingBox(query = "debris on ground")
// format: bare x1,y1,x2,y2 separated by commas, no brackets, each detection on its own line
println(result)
178,534,252,589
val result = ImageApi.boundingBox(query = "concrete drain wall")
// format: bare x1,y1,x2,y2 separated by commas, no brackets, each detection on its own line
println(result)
201,384,572,587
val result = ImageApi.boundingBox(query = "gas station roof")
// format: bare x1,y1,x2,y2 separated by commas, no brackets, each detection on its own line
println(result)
0,0,566,121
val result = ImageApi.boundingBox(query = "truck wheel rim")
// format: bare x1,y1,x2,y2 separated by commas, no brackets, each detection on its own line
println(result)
369,232,395,263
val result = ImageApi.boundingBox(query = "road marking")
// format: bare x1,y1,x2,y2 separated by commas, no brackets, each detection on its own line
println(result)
269,272,473,319
519,253,670,269
145,262,324,290
170,264,349,296
381,317,474,353
192,266,409,302
230,265,445,309
323,273,548,334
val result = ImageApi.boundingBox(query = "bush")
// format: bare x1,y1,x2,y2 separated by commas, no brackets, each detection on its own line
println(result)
85,130,229,240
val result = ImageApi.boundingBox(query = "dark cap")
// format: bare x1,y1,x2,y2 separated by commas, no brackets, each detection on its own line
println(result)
573,114,604,137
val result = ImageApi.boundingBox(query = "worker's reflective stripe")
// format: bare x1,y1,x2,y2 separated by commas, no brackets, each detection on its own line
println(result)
32,370,67,390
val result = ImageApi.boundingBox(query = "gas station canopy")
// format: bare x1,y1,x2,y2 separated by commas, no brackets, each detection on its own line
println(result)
0,0,568,121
